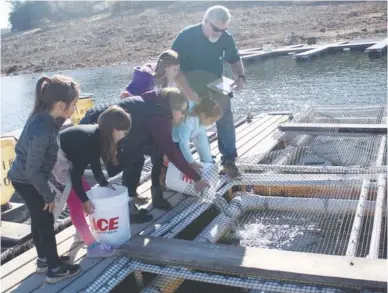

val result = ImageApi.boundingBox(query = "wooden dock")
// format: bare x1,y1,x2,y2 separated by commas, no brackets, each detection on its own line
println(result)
278,123,388,136
239,39,384,64
0,113,290,293
365,38,387,58
293,44,333,61
292,41,350,61
241,45,315,63
119,235,387,289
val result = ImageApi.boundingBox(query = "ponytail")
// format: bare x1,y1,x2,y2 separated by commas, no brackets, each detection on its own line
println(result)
154,50,180,89
160,87,188,118
191,94,222,119
30,75,80,117
32,76,52,117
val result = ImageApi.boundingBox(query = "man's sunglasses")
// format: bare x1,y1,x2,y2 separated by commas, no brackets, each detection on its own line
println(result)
209,22,226,33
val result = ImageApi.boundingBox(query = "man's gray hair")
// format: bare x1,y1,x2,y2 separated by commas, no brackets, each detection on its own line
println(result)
203,5,231,25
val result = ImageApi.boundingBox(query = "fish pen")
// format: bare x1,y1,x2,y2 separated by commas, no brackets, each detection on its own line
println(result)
81,105,387,293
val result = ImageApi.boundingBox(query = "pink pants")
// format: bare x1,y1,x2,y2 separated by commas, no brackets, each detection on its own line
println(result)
66,178,96,246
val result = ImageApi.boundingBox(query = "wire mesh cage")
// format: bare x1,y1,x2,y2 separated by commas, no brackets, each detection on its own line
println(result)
82,105,387,293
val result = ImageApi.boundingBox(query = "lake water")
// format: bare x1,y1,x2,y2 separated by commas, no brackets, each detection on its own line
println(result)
1,51,386,134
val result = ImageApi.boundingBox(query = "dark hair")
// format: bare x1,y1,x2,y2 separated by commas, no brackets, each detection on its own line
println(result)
98,106,131,165
191,95,222,119
154,50,180,89
160,87,188,119
31,75,80,117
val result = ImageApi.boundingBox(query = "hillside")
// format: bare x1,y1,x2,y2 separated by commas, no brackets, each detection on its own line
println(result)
1,1,387,75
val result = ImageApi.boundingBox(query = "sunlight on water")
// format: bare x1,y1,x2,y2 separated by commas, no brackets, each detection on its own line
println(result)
2,52,386,134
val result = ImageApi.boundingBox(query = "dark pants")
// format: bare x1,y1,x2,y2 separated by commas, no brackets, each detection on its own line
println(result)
216,96,238,164
122,153,163,197
183,70,238,164
11,182,60,270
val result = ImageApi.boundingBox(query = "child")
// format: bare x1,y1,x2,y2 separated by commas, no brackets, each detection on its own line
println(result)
120,64,154,98
120,49,180,98
54,106,132,258
81,88,210,210
172,97,222,165
119,88,210,210
8,75,81,284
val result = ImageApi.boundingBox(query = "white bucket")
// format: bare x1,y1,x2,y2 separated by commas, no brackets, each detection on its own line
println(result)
165,162,218,196
87,184,130,247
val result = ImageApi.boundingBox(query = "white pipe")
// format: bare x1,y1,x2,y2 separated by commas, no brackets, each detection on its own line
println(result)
237,164,387,174
368,136,387,258
179,174,376,200
196,197,245,243
275,130,385,137
375,136,386,167
368,174,386,259
346,179,371,257
239,173,377,182
346,136,386,257
237,193,377,215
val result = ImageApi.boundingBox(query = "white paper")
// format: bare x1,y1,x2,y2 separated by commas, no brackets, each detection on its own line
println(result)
215,77,234,93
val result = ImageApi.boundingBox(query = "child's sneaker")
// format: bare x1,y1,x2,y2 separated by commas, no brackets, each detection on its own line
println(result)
87,243,116,258
46,263,81,284
36,256,71,274
73,230,83,244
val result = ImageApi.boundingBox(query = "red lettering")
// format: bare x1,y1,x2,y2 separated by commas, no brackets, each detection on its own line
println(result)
92,217,97,230
180,173,193,184
109,217,119,230
92,217,119,232
97,219,109,231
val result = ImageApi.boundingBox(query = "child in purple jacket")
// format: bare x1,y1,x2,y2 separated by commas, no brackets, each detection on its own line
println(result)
120,50,180,98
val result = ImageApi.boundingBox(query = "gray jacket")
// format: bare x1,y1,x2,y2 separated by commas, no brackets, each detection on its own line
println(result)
8,112,63,203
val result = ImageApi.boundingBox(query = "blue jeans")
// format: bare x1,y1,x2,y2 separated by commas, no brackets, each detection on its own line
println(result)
216,97,237,164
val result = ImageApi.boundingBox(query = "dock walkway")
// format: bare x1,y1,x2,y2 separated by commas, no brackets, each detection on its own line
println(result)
1,113,290,293
365,38,388,58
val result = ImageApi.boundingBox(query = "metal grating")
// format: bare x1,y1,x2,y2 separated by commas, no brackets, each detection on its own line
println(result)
378,215,387,259
220,209,362,256
239,135,384,168
81,107,386,293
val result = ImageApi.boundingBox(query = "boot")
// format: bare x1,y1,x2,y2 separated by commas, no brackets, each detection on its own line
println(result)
129,202,153,223
219,160,242,180
151,186,172,210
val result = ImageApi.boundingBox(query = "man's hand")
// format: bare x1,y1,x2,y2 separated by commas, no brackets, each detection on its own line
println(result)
231,76,244,90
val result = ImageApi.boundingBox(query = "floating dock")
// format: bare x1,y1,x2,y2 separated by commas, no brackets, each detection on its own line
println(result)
2,104,387,293
239,39,386,63
365,38,388,58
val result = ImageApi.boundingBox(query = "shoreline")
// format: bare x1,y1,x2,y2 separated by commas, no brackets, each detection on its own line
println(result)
1,2,386,76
